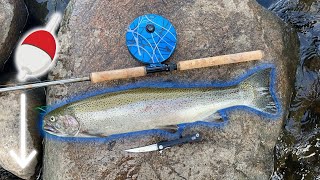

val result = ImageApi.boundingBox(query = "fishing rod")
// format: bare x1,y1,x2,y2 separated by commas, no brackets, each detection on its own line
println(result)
0,50,264,93
0,14,265,93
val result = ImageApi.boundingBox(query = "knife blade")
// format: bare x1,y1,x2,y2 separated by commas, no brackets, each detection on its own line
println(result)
125,133,201,153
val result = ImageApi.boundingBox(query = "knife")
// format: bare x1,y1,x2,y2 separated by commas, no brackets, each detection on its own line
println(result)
125,133,201,153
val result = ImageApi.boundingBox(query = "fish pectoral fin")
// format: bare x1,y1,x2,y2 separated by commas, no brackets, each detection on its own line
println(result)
203,112,224,123
157,125,179,133
81,130,109,137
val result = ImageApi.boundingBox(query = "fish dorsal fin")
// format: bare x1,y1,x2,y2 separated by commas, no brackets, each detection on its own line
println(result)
157,125,179,133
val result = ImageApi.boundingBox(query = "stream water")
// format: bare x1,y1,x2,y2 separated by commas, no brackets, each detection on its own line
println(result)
256,0,320,179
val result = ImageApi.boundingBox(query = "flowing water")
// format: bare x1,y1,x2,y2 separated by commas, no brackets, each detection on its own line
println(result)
256,0,320,179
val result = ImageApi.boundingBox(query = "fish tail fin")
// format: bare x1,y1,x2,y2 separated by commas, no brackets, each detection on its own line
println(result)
239,68,278,115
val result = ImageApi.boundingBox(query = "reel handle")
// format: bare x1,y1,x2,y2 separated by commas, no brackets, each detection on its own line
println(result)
177,50,264,71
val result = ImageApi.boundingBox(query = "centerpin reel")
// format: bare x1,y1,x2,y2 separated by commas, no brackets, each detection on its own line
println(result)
126,14,178,73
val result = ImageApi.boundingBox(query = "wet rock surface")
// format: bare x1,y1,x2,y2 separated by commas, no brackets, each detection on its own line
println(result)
0,0,28,72
0,74,44,179
44,0,299,179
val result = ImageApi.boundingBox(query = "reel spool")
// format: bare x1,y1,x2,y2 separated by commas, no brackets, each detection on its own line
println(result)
126,14,178,73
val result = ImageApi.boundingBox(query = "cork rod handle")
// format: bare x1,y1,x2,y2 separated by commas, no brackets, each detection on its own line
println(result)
177,50,264,71
90,50,264,83
90,66,147,83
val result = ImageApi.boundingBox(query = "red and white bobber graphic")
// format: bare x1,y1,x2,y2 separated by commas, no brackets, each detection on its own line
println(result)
15,13,62,81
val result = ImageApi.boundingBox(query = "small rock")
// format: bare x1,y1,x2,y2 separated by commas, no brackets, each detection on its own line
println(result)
0,0,28,71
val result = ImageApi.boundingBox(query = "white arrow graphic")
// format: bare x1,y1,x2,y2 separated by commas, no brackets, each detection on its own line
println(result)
9,93,37,169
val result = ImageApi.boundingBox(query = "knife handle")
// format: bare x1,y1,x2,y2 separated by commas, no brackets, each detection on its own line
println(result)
158,133,201,150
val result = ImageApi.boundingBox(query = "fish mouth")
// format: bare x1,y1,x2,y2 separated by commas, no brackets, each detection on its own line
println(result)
43,124,79,137
43,124,61,135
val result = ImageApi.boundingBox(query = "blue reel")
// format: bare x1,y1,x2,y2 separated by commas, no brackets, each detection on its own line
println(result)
126,14,177,66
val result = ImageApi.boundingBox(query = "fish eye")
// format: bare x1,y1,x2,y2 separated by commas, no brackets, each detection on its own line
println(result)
49,116,56,122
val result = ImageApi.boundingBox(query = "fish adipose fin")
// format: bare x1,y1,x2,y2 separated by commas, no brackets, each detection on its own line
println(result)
239,68,278,115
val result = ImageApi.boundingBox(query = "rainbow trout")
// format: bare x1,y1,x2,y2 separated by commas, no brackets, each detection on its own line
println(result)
43,68,278,137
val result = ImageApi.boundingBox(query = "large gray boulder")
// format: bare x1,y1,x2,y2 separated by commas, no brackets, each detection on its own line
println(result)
44,0,299,179
0,74,44,179
0,0,28,71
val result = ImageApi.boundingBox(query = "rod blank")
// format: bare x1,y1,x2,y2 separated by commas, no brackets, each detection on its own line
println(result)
0,77,90,93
